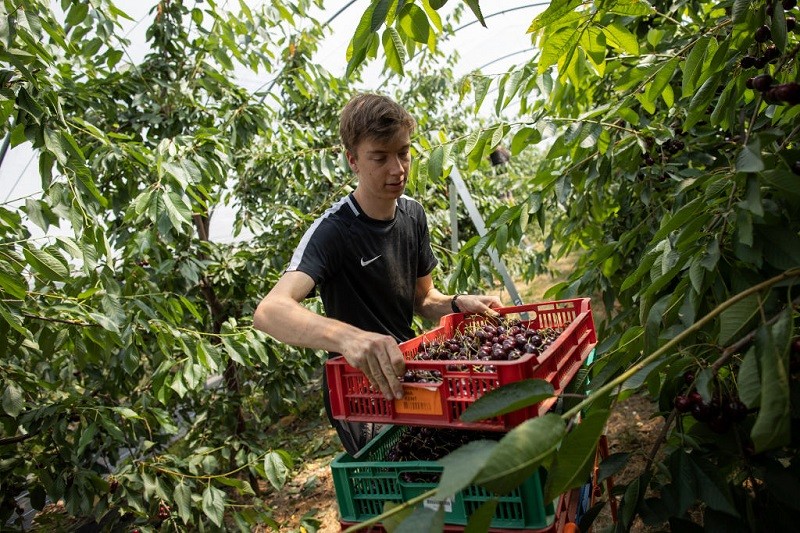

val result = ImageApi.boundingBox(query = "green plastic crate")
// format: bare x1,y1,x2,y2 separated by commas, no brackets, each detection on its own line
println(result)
331,426,556,529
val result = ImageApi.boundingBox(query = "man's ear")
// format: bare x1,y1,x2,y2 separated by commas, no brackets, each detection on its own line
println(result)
346,150,358,173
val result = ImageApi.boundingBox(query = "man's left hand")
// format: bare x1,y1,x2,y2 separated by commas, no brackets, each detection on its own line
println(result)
455,294,502,316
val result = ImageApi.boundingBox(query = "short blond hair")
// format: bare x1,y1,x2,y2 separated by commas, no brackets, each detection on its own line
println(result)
339,93,416,155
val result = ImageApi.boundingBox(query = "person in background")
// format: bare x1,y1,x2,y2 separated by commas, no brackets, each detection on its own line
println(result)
253,93,501,455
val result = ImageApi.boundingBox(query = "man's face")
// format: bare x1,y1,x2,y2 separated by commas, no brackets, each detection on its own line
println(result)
347,128,411,202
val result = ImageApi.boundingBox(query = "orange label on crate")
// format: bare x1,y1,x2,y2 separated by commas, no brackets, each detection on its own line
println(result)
395,386,442,415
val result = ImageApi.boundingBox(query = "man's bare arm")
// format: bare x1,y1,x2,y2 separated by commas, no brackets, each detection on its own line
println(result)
253,271,406,400
413,274,502,321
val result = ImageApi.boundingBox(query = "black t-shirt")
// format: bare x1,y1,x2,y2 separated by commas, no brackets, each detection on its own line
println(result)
286,193,438,343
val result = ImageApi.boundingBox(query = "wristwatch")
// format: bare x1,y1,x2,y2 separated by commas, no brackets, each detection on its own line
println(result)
451,294,462,313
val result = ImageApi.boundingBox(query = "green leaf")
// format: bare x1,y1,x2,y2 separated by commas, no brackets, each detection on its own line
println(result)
645,57,678,105
750,312,791,453
464,499,497,531
762,168,800,198
89,312,120,334
133,189,153,216
736,140,764,173
598,452,629,484
162,191,192,230
2,381,24,418
0,303,27,336
427,145,444,181
607,1,656,16
24,198,48,231
622,358,668,392
681,36,710,98
216,476,255,495
382,501,415,529
436,439,496,499
771,6,787,52
667,452,696,517
173,482,192,524
111,407,141,420
74,167,108,207
689,454,738,516
685,72,721,130
620,475,642,529
65,2,89,26
737,349,760,407
77,423,97,455
544,409,610,501
538,26,581,74
460,379,554,422
731,0,751,23
719,294,759,345
495,224,508,254
760,227,800,269
421,0,443,31
347,3,376,74
23,246,69,282
371,0,392,31
620,250,658,292
601,22,639,55
399,4,430,44
474,413,566,494
528,0,583,34
472,76,490,114
463,0,486,28
0,269,27,300
394,505,445,532
651,198,702,243
202,485,226,527
382,27,405,75
264,451,291,490
510,127,541,155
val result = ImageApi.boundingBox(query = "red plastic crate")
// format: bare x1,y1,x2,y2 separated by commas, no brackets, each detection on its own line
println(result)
326,298,596,431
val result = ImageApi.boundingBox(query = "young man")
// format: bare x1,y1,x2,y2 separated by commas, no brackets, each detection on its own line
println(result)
253,93,501,454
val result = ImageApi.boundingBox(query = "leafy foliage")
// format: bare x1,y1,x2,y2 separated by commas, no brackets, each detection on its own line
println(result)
0,0,340,529
0,0,517,530
345,0,800,530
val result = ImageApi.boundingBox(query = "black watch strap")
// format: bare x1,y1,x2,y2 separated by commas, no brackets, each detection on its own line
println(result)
451,294,462,313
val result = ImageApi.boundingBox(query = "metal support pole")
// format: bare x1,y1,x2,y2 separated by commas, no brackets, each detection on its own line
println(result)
449,180,458,253
449,166,524,306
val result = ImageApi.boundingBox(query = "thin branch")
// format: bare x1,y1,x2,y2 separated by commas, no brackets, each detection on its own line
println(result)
21,313,98,327
0,431,39,446
711,294,800,374
642,295,800,478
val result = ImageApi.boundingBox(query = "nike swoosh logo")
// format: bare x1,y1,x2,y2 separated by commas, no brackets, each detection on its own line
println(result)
360,255,381,267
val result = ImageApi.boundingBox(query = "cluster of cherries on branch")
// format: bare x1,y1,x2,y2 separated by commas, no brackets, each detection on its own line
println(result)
742,0,800,107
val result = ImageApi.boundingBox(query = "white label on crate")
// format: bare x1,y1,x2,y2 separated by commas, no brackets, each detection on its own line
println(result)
423,497,453,513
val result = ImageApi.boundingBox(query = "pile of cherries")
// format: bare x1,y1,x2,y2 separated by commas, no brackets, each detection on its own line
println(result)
400,317,565,382
673,371,749,434
384,426,501,482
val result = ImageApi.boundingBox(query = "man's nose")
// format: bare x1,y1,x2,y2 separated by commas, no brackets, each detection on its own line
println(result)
389,155,406,173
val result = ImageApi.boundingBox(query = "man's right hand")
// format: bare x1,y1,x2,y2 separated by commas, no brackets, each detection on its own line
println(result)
340,331,406,401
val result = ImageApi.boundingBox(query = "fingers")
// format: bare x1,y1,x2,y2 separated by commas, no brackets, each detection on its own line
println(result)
459,295,502,317
366,347,404,401
345,333,406,401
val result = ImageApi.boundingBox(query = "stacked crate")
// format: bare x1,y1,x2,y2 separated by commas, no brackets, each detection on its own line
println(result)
326,298,597,530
